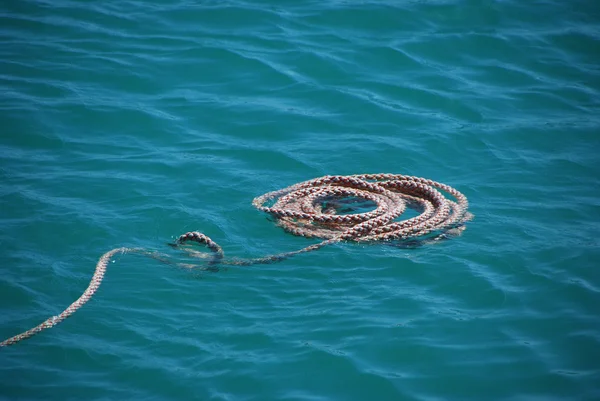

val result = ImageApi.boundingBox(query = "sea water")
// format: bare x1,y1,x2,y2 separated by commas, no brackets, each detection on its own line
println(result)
1,1,599,400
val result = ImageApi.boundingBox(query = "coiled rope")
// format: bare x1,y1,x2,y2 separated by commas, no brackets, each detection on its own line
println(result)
1,173,472,347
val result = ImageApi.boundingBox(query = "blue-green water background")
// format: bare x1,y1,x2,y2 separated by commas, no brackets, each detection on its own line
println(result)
1,1,599,400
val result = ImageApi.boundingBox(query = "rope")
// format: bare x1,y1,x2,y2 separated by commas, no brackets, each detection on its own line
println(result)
1,173,472,347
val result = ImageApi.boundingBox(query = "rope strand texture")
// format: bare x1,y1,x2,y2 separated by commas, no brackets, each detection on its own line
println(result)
1,174,471,347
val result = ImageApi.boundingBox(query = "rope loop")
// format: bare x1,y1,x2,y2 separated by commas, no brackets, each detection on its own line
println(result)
1,173,472,347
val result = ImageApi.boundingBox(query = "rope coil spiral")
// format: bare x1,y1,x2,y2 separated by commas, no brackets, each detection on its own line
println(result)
1,173,472,347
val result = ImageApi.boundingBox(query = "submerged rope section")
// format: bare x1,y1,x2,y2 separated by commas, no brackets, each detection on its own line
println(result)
1,173,471,347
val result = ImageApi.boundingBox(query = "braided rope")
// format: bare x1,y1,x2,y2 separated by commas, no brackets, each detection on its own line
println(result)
1,174,471,347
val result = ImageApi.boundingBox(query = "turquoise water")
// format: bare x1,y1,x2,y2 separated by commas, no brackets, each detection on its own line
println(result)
1,0,599,399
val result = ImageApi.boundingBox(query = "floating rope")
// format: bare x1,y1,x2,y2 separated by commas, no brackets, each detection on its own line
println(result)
1,173,472,347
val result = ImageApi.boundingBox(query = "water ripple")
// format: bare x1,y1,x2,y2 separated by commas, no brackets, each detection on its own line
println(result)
1,0,600,400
